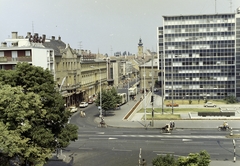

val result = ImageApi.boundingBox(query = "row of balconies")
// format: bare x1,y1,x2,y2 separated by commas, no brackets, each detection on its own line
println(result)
0,56,32,62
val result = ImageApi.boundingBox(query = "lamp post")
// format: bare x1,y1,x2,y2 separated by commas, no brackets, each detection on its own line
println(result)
161,53,164,115
233,139,236,162
91,66,103,120
127,73,130,102
144,58,146,125
171,52,174,114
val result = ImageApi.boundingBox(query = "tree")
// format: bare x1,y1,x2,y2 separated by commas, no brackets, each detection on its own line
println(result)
95,87,121,115
152,151,210,166
224,95,238,104
178,150,210,166
152,154,177,166
0,63,78,165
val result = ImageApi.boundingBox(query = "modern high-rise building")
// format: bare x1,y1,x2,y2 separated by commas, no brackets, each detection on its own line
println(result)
158,7,240,100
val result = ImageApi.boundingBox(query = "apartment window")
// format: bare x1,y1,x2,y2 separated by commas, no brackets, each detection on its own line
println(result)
25,51,30,56
0,51,4,57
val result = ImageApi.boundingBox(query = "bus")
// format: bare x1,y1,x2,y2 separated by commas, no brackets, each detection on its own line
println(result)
118,93,127,105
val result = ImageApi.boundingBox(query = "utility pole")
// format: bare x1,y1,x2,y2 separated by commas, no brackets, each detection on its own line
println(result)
151,52,154,126
233,139,236,162
161,53,164,114
144,57,146,125
171,52,174,114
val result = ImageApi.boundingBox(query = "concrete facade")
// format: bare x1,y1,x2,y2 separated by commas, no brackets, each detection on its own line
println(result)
158,8,240,100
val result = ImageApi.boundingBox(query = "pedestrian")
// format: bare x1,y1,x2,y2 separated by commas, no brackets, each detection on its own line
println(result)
170,121,173,128
172,121,175,128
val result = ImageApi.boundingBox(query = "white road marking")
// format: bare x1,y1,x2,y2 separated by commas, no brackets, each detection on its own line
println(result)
96,132,105,135
112,148,132,152
182,139,192,142
79,148,93,150
109,137,118,140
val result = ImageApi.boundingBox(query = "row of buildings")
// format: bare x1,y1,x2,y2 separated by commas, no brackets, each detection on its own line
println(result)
3,6,237,105
0,32,159,107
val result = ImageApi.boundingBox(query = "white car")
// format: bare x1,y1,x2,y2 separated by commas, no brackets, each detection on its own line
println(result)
69,106,78,113
204,102,217,107
79,102,88,108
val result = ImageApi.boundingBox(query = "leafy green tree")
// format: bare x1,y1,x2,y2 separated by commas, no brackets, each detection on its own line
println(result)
0,63,78,165
95,87,121,115
224,95,238,104
152,151,210,166
178,150,210,166
152,154,177,166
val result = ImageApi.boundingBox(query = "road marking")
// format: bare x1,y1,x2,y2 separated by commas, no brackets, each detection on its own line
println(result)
81,134,226,139
182,139,192,142
145,140,164,143
112,148,132,152
183,142,204,144
109,137,118,140
79,148,93,150
96,132,105,135
153,151,174,154
161,139,181,141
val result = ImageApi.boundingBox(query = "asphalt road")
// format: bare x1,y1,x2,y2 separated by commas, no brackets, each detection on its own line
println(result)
53,127,239,166
45,82,240,166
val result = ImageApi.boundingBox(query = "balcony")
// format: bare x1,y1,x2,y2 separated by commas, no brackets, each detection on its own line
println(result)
0,57,32,63
0,57,7,62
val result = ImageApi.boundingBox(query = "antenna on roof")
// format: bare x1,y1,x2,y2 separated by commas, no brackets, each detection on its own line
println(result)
32,21,34,34
229,0,232,12
215,0,217,13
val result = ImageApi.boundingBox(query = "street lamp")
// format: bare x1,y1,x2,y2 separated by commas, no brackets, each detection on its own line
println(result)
91,66,103,120
171,52,174,114
233,139,236,162
143,57,146,124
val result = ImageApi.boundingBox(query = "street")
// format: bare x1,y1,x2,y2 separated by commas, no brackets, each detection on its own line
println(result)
45,82,240,166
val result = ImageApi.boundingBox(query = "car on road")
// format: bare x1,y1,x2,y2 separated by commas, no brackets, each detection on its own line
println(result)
69,106,78,113
88,99,94,104
79,102,88,108
204,102,217,107
166,103,179,107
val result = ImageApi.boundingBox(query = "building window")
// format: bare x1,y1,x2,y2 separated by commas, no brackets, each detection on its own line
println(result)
0,51,4,57
25,51,30,56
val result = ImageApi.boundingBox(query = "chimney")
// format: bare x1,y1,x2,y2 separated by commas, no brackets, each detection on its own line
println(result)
12,32,18,39
58,36,61,41
27,32,31,38
42,34,46,43
1,42,7,47
52,36,55,40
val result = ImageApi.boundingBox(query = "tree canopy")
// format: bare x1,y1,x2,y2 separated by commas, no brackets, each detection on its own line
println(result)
0,63,78,165
152,150,210,166
95,87,121,115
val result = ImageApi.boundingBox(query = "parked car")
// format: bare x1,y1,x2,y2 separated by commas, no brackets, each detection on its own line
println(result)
79,102,88,108
204,102,217,107
166,103,179,107
88,99,93,104
69,106,78,113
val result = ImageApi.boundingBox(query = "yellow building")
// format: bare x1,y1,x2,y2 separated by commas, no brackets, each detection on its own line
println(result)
80,59,107,103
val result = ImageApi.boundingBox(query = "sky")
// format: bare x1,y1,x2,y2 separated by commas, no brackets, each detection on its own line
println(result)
1,0,240,56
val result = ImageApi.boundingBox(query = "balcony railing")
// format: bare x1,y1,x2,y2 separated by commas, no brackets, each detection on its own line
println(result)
0,57,32,62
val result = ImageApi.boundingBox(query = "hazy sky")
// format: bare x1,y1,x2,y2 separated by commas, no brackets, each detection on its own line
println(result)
1,0,240,55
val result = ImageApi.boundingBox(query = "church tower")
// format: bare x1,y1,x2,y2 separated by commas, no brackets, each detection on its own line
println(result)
137,38,143,58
